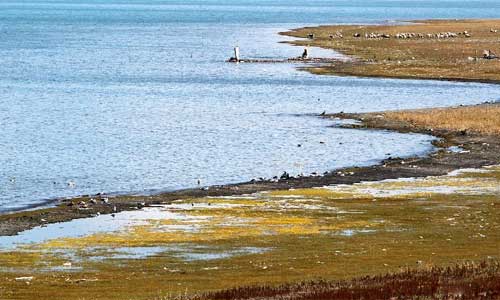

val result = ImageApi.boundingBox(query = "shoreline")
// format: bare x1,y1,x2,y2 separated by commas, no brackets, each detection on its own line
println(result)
1,102,499,237
0,143,431,216
298,64,500,85
2,18,500,237
2,18,500,300
281,19,500,83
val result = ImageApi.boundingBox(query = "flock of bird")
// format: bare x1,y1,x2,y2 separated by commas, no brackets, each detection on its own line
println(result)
309,28,499,40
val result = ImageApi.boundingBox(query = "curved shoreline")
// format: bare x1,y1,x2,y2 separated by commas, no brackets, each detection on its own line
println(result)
2,19,500,237
0,129,434,216
1,101,499,236
281,19,500,83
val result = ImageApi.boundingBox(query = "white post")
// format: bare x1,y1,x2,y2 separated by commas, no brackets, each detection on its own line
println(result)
234,46,240,62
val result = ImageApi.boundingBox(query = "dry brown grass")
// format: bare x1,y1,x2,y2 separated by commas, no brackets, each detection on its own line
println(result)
383,104,500,135
282,19,500,82
194,261,500,300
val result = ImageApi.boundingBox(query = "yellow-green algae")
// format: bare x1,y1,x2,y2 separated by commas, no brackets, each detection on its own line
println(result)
0,166,499,300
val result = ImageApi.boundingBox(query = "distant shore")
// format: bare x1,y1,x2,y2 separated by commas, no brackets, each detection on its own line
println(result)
281,19,500,83
2,19,500,237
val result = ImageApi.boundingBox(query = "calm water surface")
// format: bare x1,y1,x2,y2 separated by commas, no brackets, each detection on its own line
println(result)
1,0,500,212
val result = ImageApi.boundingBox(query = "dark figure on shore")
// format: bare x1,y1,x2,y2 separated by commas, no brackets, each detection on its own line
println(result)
280,171,291,180
301,48,309,59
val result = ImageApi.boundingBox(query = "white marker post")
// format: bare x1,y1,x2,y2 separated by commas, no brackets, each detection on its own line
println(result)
234,46,240,62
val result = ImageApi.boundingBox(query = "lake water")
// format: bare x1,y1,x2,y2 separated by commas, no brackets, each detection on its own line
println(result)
1,0,500,212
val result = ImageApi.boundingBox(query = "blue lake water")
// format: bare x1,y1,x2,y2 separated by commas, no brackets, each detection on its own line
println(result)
1,0,500,212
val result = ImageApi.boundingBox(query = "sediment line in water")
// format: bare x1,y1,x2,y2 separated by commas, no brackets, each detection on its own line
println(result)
1,102,499,236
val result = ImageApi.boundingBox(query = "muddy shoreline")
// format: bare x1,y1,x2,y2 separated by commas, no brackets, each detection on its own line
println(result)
1,102,499,237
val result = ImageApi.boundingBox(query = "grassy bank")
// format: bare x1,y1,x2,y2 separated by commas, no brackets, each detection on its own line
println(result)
282,19,500,82
384,104,500,135
1,162,499,299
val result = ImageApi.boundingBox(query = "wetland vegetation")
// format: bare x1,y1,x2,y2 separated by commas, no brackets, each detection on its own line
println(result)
1,164,499,299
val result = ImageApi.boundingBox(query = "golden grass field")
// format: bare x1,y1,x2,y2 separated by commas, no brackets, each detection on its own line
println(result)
283,19,500,82
383,104,500,135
